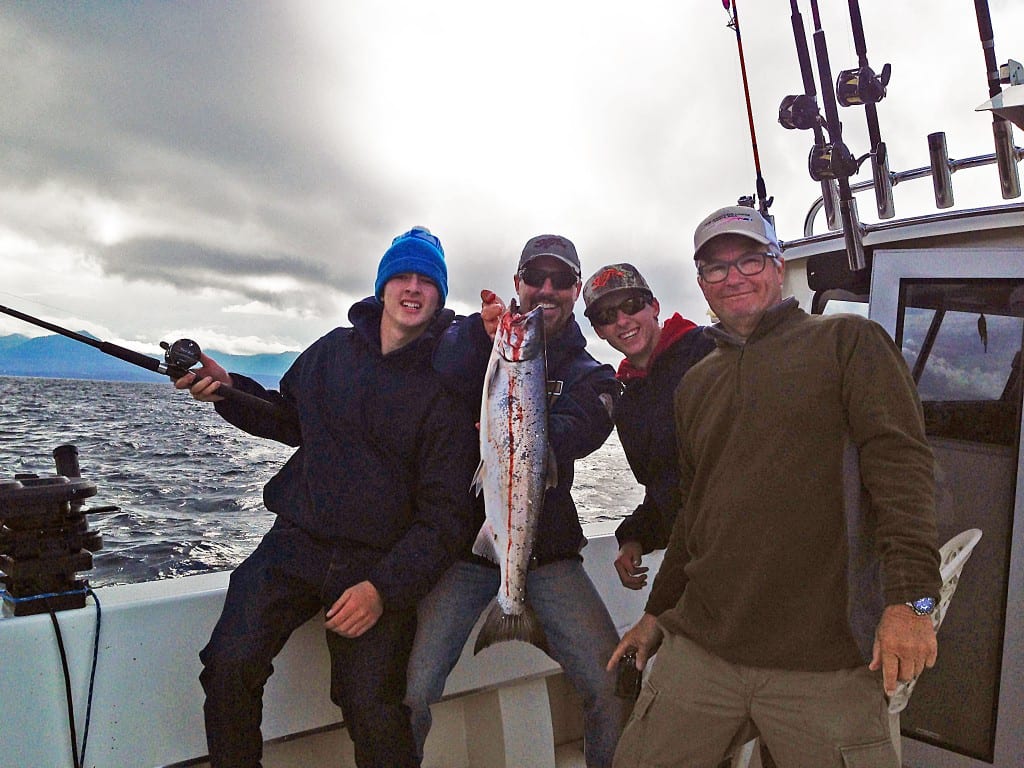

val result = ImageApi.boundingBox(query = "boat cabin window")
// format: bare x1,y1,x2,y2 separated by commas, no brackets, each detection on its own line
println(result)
896,279,1024,446
893,277,1023,762
813,288,869,318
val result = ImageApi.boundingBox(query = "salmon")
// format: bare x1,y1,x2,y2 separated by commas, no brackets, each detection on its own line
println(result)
471,300,555,654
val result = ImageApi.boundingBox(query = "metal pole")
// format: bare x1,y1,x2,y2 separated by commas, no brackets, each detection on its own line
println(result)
808,0,867,270
846,0,895,218
788,0,840,230
974,0,1021,198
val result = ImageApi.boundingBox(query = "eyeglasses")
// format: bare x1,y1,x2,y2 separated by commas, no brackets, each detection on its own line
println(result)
696,252,778,284
518,268,579,291
590,295,650,326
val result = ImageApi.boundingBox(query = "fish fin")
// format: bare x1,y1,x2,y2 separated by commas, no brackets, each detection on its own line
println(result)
470,458,486,496
545,444,558,490
473,601,548,655
471,521,500,563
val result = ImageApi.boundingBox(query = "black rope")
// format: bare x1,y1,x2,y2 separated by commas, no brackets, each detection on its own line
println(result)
44,588,103,768
81,588,103,767
46,599,82,768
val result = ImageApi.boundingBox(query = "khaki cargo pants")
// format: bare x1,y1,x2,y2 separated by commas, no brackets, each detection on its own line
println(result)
613,633,898,768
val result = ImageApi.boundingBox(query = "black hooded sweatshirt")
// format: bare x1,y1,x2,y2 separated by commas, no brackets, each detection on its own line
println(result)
213,297,479,610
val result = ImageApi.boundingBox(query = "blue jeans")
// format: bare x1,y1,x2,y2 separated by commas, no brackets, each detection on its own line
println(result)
199,518,418,768
406,558,628,768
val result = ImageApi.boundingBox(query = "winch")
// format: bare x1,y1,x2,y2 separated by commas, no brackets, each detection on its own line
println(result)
0,445,109,616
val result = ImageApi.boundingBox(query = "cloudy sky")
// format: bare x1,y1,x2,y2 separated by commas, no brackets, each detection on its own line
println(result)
2,0,1021,366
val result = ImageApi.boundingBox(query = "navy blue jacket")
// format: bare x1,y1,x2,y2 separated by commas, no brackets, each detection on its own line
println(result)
433,313,621,563
213,297,479,610
614,320,715,553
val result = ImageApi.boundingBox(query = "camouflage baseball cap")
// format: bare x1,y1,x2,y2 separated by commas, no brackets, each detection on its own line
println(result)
582,263,653,318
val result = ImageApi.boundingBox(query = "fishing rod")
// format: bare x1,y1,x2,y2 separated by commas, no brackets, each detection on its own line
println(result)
805,0,867,271
974,0,1021,199
0,303,293,422
778,0,840,231
724,0,773,222
836,0,894,219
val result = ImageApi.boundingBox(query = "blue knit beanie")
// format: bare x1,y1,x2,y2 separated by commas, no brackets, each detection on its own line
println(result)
374,226,448,306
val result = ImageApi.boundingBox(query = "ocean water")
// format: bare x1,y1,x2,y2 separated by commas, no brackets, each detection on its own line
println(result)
0,376,642,588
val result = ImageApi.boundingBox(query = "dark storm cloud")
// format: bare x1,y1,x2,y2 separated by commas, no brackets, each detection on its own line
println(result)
0,2,406,297
100,237,336,313
3,3,339,190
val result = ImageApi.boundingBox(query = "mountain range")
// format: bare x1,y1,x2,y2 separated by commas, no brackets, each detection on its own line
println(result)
0,333,298,387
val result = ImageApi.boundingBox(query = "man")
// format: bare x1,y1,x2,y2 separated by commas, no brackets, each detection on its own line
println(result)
175,227,479,768
582,263,715,590
608,206,942,768
406,234,629,768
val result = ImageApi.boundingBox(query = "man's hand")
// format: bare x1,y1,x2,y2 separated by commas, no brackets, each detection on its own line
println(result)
325,580,384,638
614,541,649,590
173,353,232,402
480,290,506,340
606,613,663,673
869,603,938,695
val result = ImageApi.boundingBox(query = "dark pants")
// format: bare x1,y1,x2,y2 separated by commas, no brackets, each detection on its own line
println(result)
199,518,418,768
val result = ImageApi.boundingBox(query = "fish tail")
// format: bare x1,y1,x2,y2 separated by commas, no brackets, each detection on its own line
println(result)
473,601,548,655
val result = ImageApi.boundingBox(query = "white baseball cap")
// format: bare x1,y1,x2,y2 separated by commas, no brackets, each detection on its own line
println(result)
693,205,779,260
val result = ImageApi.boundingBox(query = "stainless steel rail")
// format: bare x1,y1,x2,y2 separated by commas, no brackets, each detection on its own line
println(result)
803,146,1024,237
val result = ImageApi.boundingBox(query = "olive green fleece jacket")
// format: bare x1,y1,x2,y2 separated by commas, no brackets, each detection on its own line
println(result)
646,299,941,671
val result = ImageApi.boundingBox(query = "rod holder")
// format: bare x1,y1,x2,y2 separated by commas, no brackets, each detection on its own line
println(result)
840,196,867,272
821,179,841,230
928,132,955,209
993,119,1021,199
871,141,896,218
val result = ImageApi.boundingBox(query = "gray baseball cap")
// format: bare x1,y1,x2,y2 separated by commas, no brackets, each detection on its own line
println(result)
518,234,581,275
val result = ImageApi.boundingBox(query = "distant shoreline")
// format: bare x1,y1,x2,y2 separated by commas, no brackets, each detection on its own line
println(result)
0,332,295,388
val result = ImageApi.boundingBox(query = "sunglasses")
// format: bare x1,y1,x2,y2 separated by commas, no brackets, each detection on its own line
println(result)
518,268,579,291
590,295,650,326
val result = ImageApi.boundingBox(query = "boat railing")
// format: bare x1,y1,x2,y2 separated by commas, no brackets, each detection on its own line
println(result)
803,144,1024,238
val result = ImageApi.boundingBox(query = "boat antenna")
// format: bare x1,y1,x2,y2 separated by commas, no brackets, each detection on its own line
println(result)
836,0,895,219
974,0,1021,199
0,303,295,424
723,0,773,222
805,0,867,271
778,0,840,231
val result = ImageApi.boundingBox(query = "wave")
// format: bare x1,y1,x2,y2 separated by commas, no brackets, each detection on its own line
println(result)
0,376,641,587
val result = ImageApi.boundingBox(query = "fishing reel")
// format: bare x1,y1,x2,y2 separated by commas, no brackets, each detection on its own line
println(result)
778,93,821,131
808,142,859,181
836,63,891,107
160,338,202,378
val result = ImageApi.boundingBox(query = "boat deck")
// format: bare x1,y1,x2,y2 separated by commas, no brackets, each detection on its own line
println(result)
0,522,652,768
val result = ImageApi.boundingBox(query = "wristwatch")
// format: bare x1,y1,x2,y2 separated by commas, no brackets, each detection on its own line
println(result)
904,596,937,616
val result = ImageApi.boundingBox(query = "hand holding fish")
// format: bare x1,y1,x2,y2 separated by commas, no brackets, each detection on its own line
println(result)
607,613,663,673
173,353,232,402
480,289,506,340
325,580,384,638
471,301,554,654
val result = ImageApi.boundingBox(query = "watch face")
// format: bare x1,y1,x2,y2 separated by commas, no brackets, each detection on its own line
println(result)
909,597,937,615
